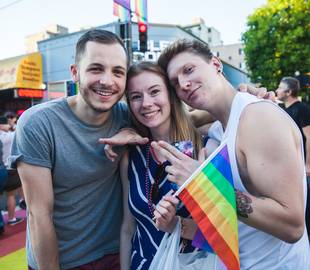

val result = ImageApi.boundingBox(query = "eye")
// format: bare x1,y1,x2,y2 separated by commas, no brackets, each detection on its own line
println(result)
184,66,194,74
88,67,102,73
129,94,142,101
150,89,160,96
114,69,126,77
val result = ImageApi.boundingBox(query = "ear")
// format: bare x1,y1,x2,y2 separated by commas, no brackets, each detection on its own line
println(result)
71,64,79,82
211,56,223,72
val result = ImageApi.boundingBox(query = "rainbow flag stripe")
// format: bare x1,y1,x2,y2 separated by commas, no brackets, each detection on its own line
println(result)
113,2,131,22
176,142,240,270
135,0,147,23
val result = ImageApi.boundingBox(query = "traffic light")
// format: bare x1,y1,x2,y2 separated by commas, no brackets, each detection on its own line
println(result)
138,22,148,52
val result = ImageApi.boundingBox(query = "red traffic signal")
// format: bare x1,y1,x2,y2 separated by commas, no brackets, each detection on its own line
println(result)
138,23,147,33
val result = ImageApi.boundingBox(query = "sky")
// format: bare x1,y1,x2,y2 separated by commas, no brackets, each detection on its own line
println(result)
0,0,267,60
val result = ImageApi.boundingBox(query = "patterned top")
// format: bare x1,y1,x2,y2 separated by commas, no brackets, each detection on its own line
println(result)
128,143,195,270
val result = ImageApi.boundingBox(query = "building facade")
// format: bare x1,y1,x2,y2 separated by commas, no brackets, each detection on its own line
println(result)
211,43,246,71
0,21,250,115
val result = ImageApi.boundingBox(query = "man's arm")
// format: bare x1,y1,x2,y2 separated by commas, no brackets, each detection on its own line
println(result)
119,152,136,270
237,103,305,243
302,125,310,176
17,162,59,269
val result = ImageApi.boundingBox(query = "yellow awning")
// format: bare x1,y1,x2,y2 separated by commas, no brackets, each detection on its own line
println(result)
0,52,44,91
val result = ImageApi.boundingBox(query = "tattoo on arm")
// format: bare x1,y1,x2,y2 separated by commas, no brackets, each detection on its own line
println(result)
235,189,253,218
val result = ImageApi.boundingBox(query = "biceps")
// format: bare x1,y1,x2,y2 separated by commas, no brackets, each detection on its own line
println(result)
17,162,54,214
246,142,304,204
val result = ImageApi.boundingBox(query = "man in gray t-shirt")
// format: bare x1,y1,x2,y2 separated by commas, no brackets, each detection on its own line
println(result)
10,29,136,270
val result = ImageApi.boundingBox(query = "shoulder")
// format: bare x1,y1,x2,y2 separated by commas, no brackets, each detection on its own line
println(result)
16,98,67,136
18,98,66,125
298,102,310,113
113,101,129,116
112,101,131,125
238,101,299,146
241,101,289,125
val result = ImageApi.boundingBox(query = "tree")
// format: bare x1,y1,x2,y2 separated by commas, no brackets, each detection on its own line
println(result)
242,0,310,95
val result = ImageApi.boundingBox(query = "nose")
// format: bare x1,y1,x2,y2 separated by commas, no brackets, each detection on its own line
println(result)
178,75,191,90
99,72,113,86
142,94,153,108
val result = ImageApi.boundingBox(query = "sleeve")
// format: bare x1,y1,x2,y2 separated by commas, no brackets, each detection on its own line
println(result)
300,103,310,127
9,110,53,169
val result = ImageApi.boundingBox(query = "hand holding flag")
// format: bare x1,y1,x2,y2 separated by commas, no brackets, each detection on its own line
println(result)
152,140,240,270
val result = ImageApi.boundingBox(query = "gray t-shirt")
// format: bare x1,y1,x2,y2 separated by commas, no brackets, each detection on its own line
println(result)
10,97,130,269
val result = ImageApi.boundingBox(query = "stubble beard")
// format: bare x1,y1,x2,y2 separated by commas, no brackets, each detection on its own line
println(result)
79,83,123,114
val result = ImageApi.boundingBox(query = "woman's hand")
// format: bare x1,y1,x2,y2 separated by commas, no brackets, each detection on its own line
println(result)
154,194,179,233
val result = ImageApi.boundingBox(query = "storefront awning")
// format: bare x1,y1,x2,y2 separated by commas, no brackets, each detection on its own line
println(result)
0,52,44,91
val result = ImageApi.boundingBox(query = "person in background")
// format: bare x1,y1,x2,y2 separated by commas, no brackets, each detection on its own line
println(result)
276,76,310,238
0,116,23,226
4,111,18,132
0,126,8,234
150,38,309,269
4,111,26,210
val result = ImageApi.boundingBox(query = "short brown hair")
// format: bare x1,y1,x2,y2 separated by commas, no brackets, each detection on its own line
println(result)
281,77,300,97
158,39,213,73
75,29,128,67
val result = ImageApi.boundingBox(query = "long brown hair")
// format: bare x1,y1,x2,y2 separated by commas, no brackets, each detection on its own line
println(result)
125,61,202,158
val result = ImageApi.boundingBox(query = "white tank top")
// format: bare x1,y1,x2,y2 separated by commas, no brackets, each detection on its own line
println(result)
222,92,310,269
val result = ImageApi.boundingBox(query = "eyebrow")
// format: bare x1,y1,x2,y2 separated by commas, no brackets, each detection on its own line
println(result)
148,84,162,90
88,63,127,72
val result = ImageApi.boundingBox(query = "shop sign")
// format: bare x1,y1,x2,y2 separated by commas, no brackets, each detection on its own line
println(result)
16,88,44,98
0,52,44,91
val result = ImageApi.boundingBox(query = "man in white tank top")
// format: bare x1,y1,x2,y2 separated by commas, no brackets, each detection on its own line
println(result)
152,39,310,269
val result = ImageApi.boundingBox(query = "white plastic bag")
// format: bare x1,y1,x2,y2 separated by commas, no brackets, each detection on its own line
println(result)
149,218,219,270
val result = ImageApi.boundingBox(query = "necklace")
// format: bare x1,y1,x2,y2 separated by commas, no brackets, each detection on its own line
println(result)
145,144,163,217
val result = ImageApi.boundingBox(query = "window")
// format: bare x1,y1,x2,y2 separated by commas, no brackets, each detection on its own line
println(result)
239,63,242,68
228,56,232,60
208,28,211,33
208,37,212,43
238,48,242,55
217,52,220,57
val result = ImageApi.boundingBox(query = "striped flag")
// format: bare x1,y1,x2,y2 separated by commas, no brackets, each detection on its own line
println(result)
113,0,131,22
175,141,240,270
134,0,147,23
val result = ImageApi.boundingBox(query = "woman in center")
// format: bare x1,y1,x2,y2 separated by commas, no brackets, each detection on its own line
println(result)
120,61,204,269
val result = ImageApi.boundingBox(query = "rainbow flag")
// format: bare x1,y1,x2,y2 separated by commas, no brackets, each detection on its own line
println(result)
134,0,147,23
113,0,131,22
175,141,240,270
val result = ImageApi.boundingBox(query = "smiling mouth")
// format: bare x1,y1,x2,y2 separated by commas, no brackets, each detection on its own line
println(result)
142,111,159,119
93,89,114,97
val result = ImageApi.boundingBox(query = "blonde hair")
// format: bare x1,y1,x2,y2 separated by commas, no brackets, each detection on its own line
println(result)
126,61,202,158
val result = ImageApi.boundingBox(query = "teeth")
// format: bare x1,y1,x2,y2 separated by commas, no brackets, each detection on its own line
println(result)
143,111,158,118
94,90,113,96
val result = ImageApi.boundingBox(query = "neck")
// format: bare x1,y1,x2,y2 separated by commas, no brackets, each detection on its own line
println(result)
67,95,111,126
149,118,171,142
285,96,299,108
209,82,237,130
